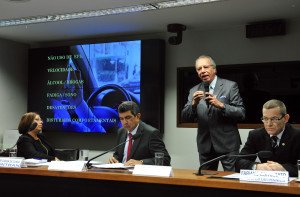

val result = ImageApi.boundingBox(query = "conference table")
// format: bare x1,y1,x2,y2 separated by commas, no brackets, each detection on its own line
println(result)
0,166,299,196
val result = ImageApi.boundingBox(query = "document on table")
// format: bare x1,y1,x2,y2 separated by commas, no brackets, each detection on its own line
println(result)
222,173,240,179
223,173,296,182
24,158,49,167
92,163,133,169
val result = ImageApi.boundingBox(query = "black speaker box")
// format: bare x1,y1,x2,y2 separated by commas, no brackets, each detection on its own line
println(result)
246,20,286,38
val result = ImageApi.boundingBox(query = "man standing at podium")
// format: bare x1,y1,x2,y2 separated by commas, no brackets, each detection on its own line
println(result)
235,99,300,177
109,101,171,166
181,55,245,172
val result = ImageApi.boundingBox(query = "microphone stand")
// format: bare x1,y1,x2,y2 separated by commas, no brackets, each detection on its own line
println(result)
195,151,273,176
85,141,127,169
85,133,141,169
230,153,257,158
196,155,228,176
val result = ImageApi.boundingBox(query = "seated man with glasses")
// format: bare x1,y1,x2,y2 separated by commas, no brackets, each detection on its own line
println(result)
235,99,300,177
108,101,171,166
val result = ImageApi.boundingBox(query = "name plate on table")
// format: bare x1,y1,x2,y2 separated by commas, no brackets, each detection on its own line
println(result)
133,164,173,177
0,157,25,168
48,161,86,172
240,170,289,183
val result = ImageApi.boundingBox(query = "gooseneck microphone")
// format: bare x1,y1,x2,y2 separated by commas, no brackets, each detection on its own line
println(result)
196,154,227,176
85,133,142,169
196,151,273,176
230,151,273,158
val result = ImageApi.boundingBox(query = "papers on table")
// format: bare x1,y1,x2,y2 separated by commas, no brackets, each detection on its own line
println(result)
24,158,49,167
222,173,240,179
92,163,133,169
25,159,101,168
84,160,103,165
222,171,293,183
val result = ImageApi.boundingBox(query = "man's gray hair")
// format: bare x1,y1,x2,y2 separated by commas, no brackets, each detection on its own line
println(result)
195,55,217,69
263,99,287,115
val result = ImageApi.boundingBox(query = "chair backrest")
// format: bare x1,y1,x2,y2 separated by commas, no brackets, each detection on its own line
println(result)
0,149,9,157
2,130,20,149
55,149,79,161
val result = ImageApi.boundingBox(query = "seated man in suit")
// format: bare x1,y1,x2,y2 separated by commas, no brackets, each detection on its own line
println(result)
235,99,300,177
109,101,171,166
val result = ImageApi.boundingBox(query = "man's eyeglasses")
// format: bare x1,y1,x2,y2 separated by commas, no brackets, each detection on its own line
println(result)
261,115,285,123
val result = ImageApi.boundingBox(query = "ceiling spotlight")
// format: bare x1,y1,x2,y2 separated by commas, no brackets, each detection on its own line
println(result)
167,23,186,45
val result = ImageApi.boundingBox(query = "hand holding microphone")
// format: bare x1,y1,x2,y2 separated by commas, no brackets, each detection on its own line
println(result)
204,83,210,107
205,94,225,109
203,83,224,109
192,91,206,107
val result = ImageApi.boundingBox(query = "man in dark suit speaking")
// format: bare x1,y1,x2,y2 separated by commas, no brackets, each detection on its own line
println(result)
235,99,300,177
109,101,171,166
181,55,245,171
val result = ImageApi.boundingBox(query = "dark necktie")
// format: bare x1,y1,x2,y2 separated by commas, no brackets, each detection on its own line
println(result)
271,136,278,150
126,133,133,161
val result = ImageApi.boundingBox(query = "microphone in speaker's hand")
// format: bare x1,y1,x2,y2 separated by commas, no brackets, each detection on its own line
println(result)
204,83,210,106
85,133,142,169
196,151,273,176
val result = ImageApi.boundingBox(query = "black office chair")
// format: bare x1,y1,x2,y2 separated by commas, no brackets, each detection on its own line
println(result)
0,149,9,157
55,149,79,161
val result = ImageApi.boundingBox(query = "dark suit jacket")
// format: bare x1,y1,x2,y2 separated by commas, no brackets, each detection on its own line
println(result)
113,121,171,166
181,77,245,154
17,133,56,161
235,123,300,177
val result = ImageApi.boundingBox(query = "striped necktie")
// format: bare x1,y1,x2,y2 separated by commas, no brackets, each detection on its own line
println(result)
271,136,278,150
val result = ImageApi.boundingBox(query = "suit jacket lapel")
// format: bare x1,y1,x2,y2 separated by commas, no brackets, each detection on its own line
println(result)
207,78,223,111
119,131,127,160
276,128,290,154
212,78,224,100
263,132,273,151
260,131,275,161
129,123,143,158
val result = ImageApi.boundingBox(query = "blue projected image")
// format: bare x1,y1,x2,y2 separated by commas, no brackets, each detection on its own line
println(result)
47,40,141,133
